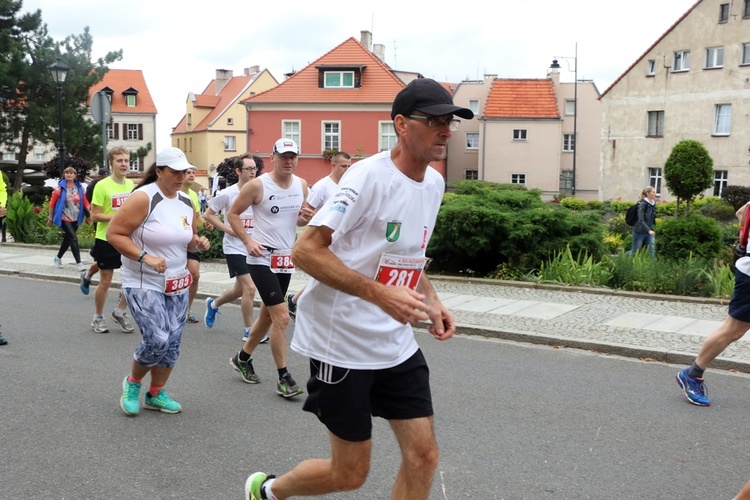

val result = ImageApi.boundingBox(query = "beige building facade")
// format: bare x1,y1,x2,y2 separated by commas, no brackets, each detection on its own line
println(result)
600,0,750,201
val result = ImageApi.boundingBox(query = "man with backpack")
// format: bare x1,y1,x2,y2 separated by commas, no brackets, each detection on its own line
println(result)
625,186,656,257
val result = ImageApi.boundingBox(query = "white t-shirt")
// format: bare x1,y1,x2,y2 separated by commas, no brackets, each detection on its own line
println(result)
247,173,304,267
207,183,253,256
121,183,195,294
290,150,444,370
306,175,338,210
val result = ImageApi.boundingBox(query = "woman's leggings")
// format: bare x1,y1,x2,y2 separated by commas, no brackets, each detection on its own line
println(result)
57,220,81,263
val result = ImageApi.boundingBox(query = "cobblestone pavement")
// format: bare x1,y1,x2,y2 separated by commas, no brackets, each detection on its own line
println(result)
2,242,749,372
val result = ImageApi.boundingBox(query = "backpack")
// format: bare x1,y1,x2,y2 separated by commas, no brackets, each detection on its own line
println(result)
625,202,639,226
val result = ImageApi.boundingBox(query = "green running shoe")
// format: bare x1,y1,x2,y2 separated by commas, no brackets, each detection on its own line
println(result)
245,472,275,500
120,376,141,416
144,389,182,414
277,372,303,398
230,352,260,384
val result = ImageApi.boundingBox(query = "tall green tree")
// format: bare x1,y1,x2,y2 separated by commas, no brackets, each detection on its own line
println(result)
0,0,122,191
663,139,714,216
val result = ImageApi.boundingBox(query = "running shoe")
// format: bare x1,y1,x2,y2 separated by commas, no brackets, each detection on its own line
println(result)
277,372,303,398
91,316,109,333
230,352,260,384
186,310,199,323
76,262,86,272
676,368,710,406
120,375,141,416
245,472,275,500
259,334,269,344
0,334,7,345
79,272,90,295
144,389,182,414
54,256,63,268
286,293,297,321
204,297,219,328
111,310,135,333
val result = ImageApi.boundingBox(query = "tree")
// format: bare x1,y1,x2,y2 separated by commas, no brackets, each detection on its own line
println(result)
0,1,122,192
663,140,714,216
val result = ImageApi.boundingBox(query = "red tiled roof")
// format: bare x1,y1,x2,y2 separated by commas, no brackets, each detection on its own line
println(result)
599,0,702,98
88,69,156,113
245,37,405,105
484,79,559,119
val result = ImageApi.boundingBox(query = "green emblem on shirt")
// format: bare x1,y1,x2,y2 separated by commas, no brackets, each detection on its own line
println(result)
386,221,401,242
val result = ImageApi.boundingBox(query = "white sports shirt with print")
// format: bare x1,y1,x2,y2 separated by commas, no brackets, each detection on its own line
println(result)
290,150,444,370
207,183,253,256
306,175,338,210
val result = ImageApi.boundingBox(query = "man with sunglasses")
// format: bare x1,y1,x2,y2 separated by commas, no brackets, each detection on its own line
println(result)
244,78,473,500
203,154,260,341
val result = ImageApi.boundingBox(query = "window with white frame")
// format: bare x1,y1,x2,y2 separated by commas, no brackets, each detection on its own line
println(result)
466,132,479,149
2,152,14,160
646,59,656,76
563,134,575,152
705,46,724,68
127,123,138,140
713,170,728,196
560,170,573,191
324,71,354,88
564,100,575,116
745,0,750,17
126,95,136,107
511,173,526,185
648,167,663,195
743,43,750,65
647,110,665,137
323,122,340,150
465,169,478,180
468,99,479,115
224,136,236,151
34,152,45,161
129,157,139,172
106,123,114,140
283,120,301,146
379,122,397,151
674,50,690,71
714,104,731,135
719,3,730,22
512,129,527,141
227,118,234,126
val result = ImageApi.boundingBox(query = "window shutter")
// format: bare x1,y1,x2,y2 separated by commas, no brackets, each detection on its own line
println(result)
318,71,324,88
138,124,143,140
114,123,119,140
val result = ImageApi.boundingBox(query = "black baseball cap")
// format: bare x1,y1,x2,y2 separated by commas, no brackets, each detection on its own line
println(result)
391,78,474,120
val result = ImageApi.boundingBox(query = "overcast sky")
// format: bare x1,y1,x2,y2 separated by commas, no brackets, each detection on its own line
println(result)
21,0,698,149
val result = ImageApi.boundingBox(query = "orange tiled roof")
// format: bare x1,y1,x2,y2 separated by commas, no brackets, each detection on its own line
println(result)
173,71,260,133
245,37,405,105
88,69,157,114
484,79,559,119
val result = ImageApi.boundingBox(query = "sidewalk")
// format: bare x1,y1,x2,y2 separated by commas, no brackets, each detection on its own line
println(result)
2,242,749,372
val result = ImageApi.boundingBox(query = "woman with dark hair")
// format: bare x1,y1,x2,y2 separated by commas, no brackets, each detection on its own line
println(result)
48,166,89,271
108,148,210,416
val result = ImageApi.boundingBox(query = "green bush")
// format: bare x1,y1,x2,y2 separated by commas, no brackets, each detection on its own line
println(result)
559,197,587,211
533,246,613,287
610,200,631,213
454,180,529,195
586,200,604,210
607,213,630,238
699,199,735,221
196,225,226,259
656,200,678,216
602,232,624,254
722,185,750,211
5,192,38,243
656,215,722,261
721,222,740,246
609,252,715,297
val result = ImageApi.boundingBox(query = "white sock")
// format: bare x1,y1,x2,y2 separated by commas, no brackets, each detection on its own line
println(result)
244,327,250,334
115,307,127,317
210,300,218,310
263,478,278,500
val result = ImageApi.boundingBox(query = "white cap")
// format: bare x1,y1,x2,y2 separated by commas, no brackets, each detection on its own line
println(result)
155,147,196,171
273,138,299,155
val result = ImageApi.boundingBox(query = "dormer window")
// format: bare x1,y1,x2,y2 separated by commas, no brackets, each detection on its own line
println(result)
316,65,365,89
122,87,139,107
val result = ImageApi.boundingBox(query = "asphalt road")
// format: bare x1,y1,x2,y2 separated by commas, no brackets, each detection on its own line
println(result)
2,275,750,499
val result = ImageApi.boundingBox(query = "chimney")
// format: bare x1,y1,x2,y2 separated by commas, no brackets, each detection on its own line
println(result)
373,43,386,62
215,69,233,94
244,66,260,75
547,59,560,86
360,30,372,51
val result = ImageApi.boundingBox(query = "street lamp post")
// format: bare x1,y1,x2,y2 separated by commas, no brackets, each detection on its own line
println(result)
48,57,69,179
553,44,578,197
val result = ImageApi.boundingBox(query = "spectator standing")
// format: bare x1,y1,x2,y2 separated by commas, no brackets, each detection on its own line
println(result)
48,166,89,271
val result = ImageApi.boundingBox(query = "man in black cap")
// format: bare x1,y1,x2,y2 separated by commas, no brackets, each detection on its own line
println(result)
244,78,473,500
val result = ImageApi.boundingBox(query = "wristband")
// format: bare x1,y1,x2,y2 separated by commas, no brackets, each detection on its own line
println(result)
138,250,147,263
